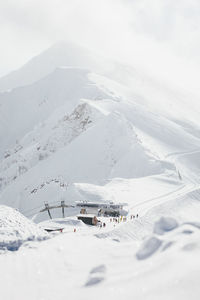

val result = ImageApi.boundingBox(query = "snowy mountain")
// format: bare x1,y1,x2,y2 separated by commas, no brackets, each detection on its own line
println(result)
0,42,200,299
0,42,109,92
0,42,200,216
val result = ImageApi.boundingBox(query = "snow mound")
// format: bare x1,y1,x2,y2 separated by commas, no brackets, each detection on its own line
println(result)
0,205,47,251
153,217,178,235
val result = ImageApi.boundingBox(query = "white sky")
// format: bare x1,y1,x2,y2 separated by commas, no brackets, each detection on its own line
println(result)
0,0,200,93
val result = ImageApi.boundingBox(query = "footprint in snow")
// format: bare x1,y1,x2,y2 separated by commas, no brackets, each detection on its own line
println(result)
90,264,106,274
136,237,162,260
85,264,106,287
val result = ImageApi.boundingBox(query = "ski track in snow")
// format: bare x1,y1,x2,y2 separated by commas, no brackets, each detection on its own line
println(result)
130,147,200,217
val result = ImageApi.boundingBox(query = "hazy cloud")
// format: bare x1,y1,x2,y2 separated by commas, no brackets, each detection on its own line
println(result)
0,0,200,93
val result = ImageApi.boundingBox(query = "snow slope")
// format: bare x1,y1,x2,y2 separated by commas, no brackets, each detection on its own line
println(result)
0,42,200,300
0,205,47,252
0,67,111,159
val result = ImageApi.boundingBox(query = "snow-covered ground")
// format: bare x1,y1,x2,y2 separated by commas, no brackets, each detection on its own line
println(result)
0,201,199,300
0,42,200,299
0,205,47,252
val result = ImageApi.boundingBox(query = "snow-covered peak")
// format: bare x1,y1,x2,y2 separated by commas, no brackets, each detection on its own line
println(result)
0,67,112,160
0,41,108,92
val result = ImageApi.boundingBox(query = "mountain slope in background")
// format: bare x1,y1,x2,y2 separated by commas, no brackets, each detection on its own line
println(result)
0,42,111,92
0,42,200,216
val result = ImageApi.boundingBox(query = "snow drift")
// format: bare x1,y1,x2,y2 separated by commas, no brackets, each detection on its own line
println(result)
0,205,47,251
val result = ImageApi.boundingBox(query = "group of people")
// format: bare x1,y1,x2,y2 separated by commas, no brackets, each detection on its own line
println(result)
130,214,139,219
110,214,139,223
97,213,140,230
99,222,106,228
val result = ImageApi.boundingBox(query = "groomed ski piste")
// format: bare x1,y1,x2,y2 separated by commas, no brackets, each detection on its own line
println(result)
0,42,200,300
